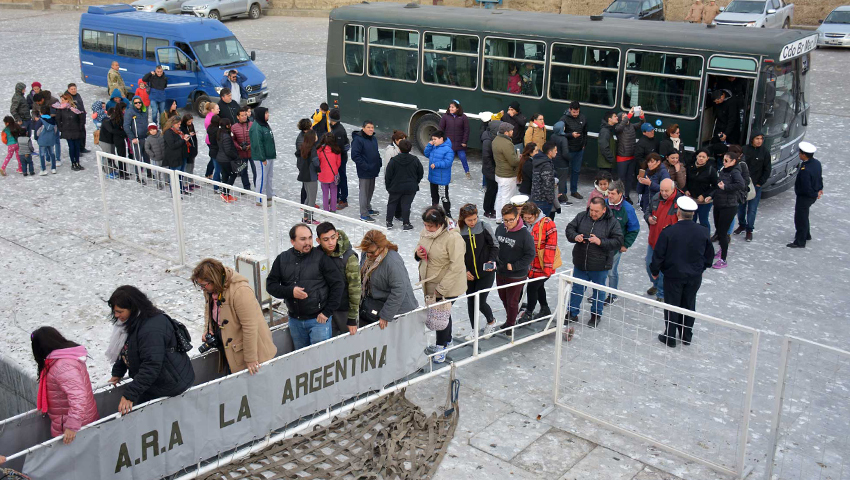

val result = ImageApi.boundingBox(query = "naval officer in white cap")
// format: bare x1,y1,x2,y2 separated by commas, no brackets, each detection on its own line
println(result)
788,141,823,248
650,196,715,347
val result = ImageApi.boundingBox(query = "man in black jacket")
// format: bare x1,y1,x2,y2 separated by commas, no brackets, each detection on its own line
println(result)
634,123,658,168
217,88,241,125
560,101,588,198
329,109,351,209
501,101,527,150
709,89,736,164
650,196,714,347
788,142,824,248
266,224,345,350
565,198,624,327
384,139,424,229
735,131,771,241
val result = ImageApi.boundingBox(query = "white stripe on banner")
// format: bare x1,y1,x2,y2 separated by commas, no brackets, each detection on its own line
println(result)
21,314,430,480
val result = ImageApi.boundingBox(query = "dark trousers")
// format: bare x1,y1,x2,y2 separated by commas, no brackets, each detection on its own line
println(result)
496,275,524,326
80,125,87,150
794,195,817,246
331,309,349,337
239,160,251,190
661,275,702,345
616,159,636,200
338,156,349,202
569,149,584,194
466,272,495,328
219,162,238,195
525,276,550,314
435,296,456,347
66,139,81,165
430,183,452,218
386,192,415,224
483,177,498,214
713,206,737,261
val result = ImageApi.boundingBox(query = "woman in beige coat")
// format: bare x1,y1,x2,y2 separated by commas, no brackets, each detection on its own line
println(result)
524,113,546,147
415,206,466,363
192,258,277,375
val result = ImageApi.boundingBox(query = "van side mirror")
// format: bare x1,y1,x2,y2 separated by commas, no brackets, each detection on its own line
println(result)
250,51,256,61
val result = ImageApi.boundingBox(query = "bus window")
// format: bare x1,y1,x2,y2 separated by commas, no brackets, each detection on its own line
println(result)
623,50,703,118
368,27,419,82
483,38,545,98
344,25,364,75
549,44,619,108
422,32,479,90
82,29,114,54
117,33,143,60
762,60,796,136
146,37,169,62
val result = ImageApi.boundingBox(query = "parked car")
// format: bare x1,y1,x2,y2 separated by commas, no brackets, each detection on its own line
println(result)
817,6,850,47
601,0,665,20
180,0,270,20
713,0,794,28
130,0,188,14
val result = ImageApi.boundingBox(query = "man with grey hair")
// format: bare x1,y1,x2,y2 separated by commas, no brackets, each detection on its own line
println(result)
605,180,640,304
644,178,681,302
651,196,715,347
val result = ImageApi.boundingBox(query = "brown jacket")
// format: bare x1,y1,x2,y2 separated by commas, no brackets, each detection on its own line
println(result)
524,124,546,147
204,268,277,373
664,160,688,191
685,1,704,21
416,228,467,299
703,3,721,23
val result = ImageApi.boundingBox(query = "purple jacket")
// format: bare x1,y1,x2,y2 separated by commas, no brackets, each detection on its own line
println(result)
439,113,469,152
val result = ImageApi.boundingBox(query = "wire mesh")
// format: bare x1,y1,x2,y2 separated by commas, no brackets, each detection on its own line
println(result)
768,339,850,480
553,275,758,475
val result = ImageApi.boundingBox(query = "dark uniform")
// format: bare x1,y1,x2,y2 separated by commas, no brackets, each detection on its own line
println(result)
789,146,823,248
650,218,715,347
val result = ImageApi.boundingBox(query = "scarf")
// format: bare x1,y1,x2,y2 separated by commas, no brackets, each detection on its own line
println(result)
419,225,445,239
508,218,526,232
104,322,129,362
533,121,545,129
672,138,681,150
594,182,609,195
360,248,388,296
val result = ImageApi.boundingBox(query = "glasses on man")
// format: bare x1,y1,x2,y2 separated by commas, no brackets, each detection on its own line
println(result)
503,215,517,223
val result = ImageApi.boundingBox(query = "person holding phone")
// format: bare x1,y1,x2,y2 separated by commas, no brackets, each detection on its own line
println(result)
459,204,500,340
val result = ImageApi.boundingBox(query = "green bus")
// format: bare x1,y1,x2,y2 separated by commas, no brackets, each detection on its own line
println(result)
326,2,816,197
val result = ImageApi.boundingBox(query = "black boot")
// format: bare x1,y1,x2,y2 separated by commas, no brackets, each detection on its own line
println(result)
587,313,600,328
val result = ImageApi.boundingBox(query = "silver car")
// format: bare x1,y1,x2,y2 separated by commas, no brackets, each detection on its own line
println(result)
131,0,189,13
817,6,850,47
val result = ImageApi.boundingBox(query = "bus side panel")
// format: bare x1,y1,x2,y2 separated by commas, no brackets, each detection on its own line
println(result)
326,19,359,123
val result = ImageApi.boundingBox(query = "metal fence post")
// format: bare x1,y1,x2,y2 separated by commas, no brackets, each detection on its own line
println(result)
261,196,271,263
96,152,112,239
170,169,187,266
271,197,279,254
737,329,759,479
763,337,792,480
473,291,481,358
551,274,568,404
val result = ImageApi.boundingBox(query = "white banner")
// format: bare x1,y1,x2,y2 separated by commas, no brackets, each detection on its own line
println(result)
778,34,817,62
22,314,429,480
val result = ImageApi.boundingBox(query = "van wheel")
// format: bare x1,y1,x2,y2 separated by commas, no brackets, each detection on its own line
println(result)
193,95,212,117
156,8,166,13
249,3,261,19
413,113,441,154
207,10,220,20
783,18,790,28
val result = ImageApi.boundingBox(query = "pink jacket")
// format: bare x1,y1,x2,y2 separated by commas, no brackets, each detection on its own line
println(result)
43,347,99,437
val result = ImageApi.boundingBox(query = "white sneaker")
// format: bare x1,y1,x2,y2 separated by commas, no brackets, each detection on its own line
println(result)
56,161,62,167
432,346,447,364
39,170,48,176
51,169,56,174
425,340,452,354
481,323,498,338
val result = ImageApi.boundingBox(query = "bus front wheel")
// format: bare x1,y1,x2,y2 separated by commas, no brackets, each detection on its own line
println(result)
193,95,212,117
413,113,441,154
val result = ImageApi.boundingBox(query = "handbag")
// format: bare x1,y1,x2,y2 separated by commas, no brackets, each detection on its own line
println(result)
165,314,193,353
359,295,386,325
319,149,340,185
424,295,451,331
536,219,563,271
746,178,756,201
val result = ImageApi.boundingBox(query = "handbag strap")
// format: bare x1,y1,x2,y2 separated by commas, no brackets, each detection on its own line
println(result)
319,149,337,176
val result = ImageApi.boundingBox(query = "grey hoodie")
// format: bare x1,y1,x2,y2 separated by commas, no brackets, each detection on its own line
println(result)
480,120,502,180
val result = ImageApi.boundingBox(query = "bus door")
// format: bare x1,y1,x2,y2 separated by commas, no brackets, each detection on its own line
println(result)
156,47,198,109
700,56,759,149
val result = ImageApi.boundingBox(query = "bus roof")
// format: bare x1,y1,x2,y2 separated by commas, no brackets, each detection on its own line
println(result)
330,2,812,60
81,7,233,42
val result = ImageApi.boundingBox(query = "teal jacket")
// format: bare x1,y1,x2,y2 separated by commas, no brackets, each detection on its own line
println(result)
607,198,640,249
249,119,276,161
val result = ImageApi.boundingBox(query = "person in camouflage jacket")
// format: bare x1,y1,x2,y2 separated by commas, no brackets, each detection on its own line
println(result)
10,82,30,125
316,223,362,336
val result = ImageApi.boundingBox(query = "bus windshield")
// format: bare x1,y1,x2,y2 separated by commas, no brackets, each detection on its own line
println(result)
724,0,766,14
824,10,850,24
606,1,640,14
762,59,798,136
191,37,250,67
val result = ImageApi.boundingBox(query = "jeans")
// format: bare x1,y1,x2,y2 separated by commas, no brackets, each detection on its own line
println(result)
321,182,338,211
737,186,761,232
645,245,664,298
569,149,584,194
39,145,56,170
608,250,623,290
536,201,553,218
21,154,34,174
359,177,376,217
288,317,332,350
338,155,349,203
66,139,81,165
616,158,636,200
148,100,166,126
694,203,712,229
430,183,452,218
54,138,61,164
495,175,517,221
456,149,469,173
568,268,609,316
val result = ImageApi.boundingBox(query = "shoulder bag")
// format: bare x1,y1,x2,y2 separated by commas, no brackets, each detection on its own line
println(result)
319,149,340,185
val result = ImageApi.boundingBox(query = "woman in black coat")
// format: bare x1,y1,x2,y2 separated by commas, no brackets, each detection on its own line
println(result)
685,149,718,229
710,151,746,268
54,93,86,170
107,285,194,415
216,118,239,201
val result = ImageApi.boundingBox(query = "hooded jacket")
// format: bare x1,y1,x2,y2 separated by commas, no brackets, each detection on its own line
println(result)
123,96,149,140
11,82,30,123
495,219,535,278
217,128,239,165
110,313,195,404
249,107,275,161
163,127,187,169
637,164,671,212
359,249,418,321
99,115,126,147
493,133,519,178
607,197,640,249
322,230,361,324
203,268,277,373
53,102,85,141
134,81,150,107
106,88,126,111
597,119,616,168
266,246,345,320
502,103,527,145
565,208,624,271
524,122,546,147
91,100,107,124
144,130,165,162
439,112,469,152
35,115,56,147
615,113,643,158
531,152,556,205
461,220,499,279
550,122,572,171
480,120,501,180
350,129,381,178
416,226,467,299
424,138,454,186
742,136,771,187
40,346,99,438
385,151,424,193
712,92,737,141
317,145,341,184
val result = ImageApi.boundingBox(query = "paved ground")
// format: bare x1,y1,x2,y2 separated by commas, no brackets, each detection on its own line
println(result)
0,10,848,479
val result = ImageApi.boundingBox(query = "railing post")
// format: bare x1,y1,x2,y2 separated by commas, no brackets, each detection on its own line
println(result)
170,169,187,266
261,196,271,264
271,197,279,254
737,329,759,478
473,291,481,357
551,274,568,404
96,152,112,240
763,337,792,480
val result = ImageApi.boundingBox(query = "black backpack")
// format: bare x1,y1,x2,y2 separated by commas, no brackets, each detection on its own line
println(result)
166,314,193,353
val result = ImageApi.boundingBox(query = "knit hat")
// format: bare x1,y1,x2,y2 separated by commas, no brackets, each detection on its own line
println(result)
641,123,654,132
508,101,521,113
499,123,513,134
31,81,41,88
329,108,340,121
147,122,158,131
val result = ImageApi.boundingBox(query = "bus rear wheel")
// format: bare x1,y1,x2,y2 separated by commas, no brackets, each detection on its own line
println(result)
413,113,441,154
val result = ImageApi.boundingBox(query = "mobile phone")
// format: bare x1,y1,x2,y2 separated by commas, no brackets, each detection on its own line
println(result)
634,106,642,116
483,261,496,271
638,169,646,178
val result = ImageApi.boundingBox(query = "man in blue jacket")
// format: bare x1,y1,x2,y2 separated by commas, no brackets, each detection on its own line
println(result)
350,120,381,222
220,69,248,105
605,180,640,304
787,141,824,248
423,130,454,218
123,95,149,164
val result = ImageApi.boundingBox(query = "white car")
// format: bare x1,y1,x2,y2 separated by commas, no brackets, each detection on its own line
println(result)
180,0,269,21
131,0,189,14
817,6,850,47
713,0,794,28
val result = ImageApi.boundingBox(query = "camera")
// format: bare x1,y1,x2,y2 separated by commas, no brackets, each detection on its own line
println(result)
198,333,221,354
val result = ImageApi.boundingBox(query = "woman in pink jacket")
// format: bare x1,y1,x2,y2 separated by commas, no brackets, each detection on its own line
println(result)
32,327,99,444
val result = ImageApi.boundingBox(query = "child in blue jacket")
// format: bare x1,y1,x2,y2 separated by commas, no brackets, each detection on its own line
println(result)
423,130,455,218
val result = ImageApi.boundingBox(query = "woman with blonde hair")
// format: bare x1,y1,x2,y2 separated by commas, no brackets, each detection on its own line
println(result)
191,258,277,375
356,230,418,334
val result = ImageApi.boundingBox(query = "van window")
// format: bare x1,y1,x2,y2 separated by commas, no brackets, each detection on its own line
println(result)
158,48,191,71
146,37,169,62
344,25,365,75
82,29,114,54
368,27,419,82
117,33,143,59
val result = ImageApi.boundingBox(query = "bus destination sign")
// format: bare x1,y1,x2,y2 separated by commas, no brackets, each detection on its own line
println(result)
779,35,817,62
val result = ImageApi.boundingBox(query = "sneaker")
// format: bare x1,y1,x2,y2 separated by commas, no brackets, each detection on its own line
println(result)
483,211,496,219
571,192,584,200
604,295,617,305
533,307,551,319
710,232,718,242
432,346,447,364
394,215,403,222
80,148,91,153
426,341,451,354
337,201,348,209
712,259,727,269
646,286,657,296
518,312,533,324
368,209,380,215
39,170,48,176
786,242,804,249
77,164,85,171
481,322,497,338
564,314,578,324
714,249,722,259
51,168,56,174
0,168,5,176
656,296,664,302
56,161,62,167
227,195,237,202
16,169,23,174
465,172,472,180
311,220,320,225
106,172,117,179
403,223,414,231
558,194,568,203
386,221,393,229
734,225,746,235
497,322,515,331
220,193,234,203
745,232,753,242
360,215,375,223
